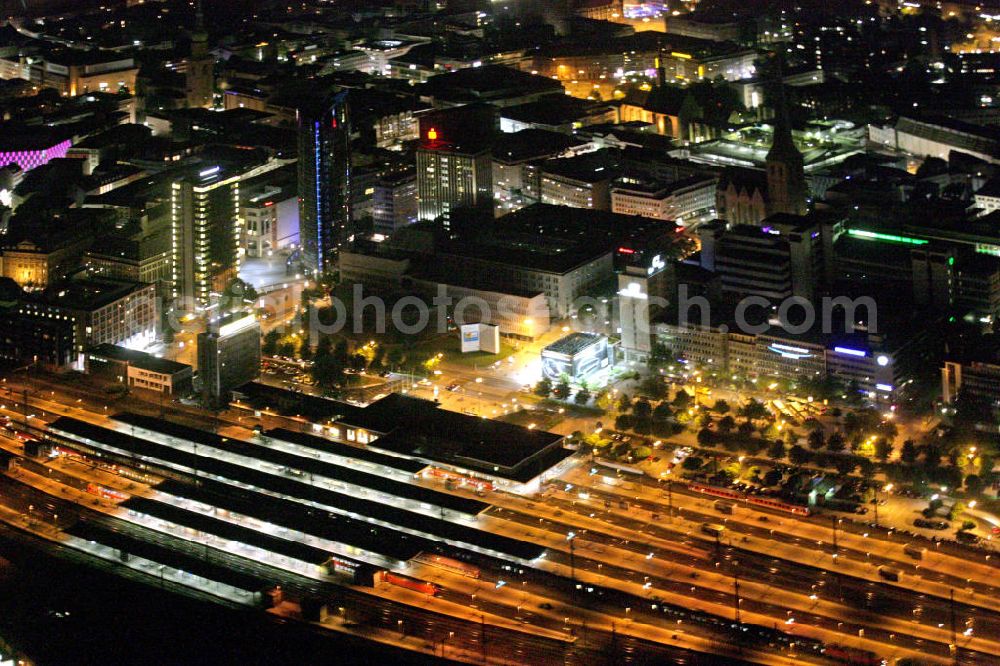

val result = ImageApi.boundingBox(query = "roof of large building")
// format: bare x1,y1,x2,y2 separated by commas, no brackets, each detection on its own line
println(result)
421,65,564,102
113,412,487,516
264,427,428,474
66,521,266,592
536,31,746,60
491,129,586,163
34,277,151,312
543,332,606,356
154,478,430,563
48,415,545,561
236,383,570,484
500,96,615,127
339,393,568,478
440,232,613,275
896,115,1000,158
975,177,1000,199
542,148,620,184
88,343,191,376
0,126,72,152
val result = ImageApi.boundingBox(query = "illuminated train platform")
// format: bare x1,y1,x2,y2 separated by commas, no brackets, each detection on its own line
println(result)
154,478,433,566
45,416,547,564
121,496,347,571
66,521,268,597
111,412,486,520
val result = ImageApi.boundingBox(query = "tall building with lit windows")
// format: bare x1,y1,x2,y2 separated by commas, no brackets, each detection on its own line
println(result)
296,90,351,273
171,166,241,310
415,105,494,227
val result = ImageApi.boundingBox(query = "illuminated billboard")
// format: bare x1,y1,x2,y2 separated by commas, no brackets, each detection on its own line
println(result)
459,323,500,353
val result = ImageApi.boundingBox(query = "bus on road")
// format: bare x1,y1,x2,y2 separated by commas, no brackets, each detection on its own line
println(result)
714,500,734,514
701,523,726,538
877,566,900,582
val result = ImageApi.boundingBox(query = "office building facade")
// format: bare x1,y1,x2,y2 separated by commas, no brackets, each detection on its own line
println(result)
198,312,261,406
297,91,351,273
416,139,492,225
171,166,242,310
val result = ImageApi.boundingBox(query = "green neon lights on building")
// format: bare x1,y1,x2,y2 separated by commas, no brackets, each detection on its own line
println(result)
847,229,929,245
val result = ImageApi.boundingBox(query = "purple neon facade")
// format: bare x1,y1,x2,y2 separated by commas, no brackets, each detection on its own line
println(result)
0,138,72,172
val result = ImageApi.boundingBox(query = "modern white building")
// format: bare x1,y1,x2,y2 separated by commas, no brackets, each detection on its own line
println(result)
611,175,717,226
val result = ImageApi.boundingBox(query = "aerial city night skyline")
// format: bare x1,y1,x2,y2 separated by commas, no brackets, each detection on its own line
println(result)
0,0,1000,664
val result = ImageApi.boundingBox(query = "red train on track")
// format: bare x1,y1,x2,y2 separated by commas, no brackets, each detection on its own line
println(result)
85,483,128,502
382,571,442,597
822,644,884,666
687,482,811,517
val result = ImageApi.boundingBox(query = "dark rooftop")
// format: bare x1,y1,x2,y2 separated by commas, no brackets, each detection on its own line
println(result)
238,384,570,484
492,129,587,163
36,278,150,312
66,522,266,592
543,332,606,357
0,125,70,152
122,496,336,566
265,427,427,474
537,31,746,60
340,393,567,476
156,478,431,563
88,344,191,376
500,97,615,128
542,149,621,184
421,65,564,101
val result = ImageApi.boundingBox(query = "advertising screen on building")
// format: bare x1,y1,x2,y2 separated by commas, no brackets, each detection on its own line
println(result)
460,324,480,353
459,323,500,353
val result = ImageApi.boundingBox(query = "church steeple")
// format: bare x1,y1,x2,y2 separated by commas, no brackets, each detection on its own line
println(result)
185,0,214,108
191,0,207,53
765,53,808,217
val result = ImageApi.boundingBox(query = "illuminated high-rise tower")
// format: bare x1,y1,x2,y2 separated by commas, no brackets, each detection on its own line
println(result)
171,165,241,310
415,105,494,228
296,90,351,273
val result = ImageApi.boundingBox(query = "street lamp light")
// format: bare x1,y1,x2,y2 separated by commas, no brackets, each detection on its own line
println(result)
567,531,577,583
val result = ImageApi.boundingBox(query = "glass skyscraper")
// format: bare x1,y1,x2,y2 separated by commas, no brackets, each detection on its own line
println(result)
296,90,351,273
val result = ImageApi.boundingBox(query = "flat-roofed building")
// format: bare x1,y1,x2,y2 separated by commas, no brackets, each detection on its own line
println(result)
415,108,494,226
170,164,246,310
699,215,826,302
198,311,261,406
531,32,757,84
492,129,588,216
373,169,417,236
943,359,1000,406
611,175,717,226
3,51,139,97
540,149,619,210
86,343,193,395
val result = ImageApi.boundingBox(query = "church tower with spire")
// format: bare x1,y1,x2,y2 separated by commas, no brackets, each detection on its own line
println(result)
765,75,808,217
185,0,214,108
